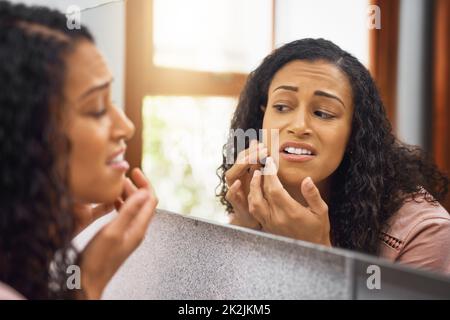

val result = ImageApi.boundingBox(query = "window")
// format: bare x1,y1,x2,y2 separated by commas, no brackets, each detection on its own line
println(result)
142,96,235,221
153,0,273,73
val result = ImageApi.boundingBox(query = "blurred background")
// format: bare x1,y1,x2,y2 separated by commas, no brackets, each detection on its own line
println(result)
12,0,450,220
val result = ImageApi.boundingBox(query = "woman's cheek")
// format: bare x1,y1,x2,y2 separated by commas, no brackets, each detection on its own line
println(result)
323,138,348,173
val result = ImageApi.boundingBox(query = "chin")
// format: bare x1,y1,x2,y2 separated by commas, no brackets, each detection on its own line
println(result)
278,165,335,191
74,179,125,204
277,167,310,187
101,180,125,203
99,189,122,203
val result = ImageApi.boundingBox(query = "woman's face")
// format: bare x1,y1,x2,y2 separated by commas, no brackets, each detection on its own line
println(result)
262,59,354,190
63,40,135,204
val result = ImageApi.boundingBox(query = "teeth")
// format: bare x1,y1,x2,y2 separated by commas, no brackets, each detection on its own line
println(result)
110,153,124,163
284,147,312,155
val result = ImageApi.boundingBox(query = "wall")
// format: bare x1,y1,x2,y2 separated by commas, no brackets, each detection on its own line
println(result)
396,0,431,149
10,0,125,107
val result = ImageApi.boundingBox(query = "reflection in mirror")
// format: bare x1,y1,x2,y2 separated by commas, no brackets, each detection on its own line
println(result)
217,38,450,277
143,0,450,277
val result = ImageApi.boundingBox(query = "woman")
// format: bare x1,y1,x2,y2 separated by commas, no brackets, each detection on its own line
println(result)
217,38,450,274
0,2,158,299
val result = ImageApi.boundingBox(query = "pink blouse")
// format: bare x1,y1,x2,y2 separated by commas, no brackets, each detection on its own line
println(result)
379,195,450,275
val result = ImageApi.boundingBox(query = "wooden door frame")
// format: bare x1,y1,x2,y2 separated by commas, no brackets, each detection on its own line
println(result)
368,0,400,130
124,0,249,169
432,0,450,210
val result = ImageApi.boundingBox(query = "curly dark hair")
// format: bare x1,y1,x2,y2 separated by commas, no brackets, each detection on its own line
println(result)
0,1,94,299
217,38,449,255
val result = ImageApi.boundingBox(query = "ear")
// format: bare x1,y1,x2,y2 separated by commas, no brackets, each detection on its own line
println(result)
260,105,266,112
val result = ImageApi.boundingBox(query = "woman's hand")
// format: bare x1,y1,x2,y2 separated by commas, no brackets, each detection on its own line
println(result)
72,168,151,236
248,157,331,246
225,139,268,230
78,169,158,299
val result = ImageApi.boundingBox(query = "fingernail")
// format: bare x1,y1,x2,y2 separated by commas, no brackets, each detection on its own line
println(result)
253,170,261,177
304,177,314,189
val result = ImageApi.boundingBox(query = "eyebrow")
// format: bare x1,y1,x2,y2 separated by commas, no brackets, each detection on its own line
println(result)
273,85,298,92
273,85,345,109
78,79,113,101
314,90,346,109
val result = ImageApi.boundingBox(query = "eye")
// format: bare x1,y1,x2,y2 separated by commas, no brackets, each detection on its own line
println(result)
89,108,108,118
273,104,291,112
314,110,335,119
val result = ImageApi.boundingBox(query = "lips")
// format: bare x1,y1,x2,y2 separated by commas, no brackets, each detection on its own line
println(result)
279,141,317,155
279,141,317,163
106,148,129,171
106,148,126,164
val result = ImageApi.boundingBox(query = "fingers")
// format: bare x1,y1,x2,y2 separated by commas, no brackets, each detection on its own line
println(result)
226,179,262,229
246,140,261,166
300,177,328,215
262,157,287,204
120,168,157,203
109,189,150,233
235,139,257,164
248,170,270,226
131,168,150,190
225,140,268,186
111,170,158,239
126,194,158,248
132,168,157,200
116,177,138,211
225,179,248,214
121,178,137,199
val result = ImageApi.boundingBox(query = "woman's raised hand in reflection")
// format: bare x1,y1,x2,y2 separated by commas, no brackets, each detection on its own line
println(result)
248,157,332,246
225,139,268,230
78,168,158,299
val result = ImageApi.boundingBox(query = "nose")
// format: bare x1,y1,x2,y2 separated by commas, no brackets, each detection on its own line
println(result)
111,106,135,142
287,107,312,137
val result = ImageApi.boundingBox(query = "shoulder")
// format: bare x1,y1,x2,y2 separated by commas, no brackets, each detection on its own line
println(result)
0,282,25,300
378,191,450,274
382,194,450,241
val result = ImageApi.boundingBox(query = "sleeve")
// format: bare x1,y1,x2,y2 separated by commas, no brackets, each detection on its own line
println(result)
396,217,450,275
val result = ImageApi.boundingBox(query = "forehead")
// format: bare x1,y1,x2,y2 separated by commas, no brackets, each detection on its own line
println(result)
64,40,113,102
269,60,352,97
